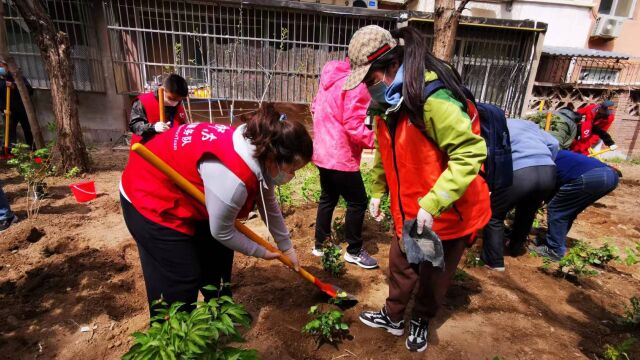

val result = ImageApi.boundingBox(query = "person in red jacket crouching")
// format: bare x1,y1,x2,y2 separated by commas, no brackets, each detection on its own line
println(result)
571,100,617,155
120,104,313,316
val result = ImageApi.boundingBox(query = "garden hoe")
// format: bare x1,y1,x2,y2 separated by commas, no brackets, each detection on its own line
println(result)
2,83,11,159
131,143,358,308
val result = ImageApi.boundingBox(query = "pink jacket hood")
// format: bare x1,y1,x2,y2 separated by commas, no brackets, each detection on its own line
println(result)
311,60,374,172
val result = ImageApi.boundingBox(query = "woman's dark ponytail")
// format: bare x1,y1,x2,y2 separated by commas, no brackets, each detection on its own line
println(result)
243,103,313,167
386,27,469,128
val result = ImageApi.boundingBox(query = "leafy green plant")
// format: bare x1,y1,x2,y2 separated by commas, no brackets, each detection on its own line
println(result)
301,165,321,203
276,183,293,208
556,242,599,278
453,269,470,281
603,338,635,360
123,285,258,360
321,242,345,278
464,247,484,268
64,166,81,179
302,300,349,345
623,296,640,327
622,243,640,266
7,143,53,218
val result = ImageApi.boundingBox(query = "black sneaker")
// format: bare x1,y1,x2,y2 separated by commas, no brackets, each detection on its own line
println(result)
0,215,18,233
359,307,404,336
406,318,429,352
344,248,379,269
528,244,562,262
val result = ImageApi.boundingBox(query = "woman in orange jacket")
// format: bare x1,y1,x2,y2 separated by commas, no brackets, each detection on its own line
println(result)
343,25,491,352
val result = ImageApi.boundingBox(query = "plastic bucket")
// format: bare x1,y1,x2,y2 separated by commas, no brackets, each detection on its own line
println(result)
69,180,97,203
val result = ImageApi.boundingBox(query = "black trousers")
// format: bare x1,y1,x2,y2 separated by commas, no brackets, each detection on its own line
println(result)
9,111,34,149
314,167,368,255
120,194,234,317
481,165,556,267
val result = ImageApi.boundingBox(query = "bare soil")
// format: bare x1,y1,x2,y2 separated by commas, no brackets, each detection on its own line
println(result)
1,149,639,360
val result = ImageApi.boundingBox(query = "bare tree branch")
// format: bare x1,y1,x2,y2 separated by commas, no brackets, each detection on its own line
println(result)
456,0,472,15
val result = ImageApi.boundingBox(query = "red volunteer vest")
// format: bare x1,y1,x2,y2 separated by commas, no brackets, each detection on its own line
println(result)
375,112,491,240
131,91,187,144
121,123,258,235
571,104,615,155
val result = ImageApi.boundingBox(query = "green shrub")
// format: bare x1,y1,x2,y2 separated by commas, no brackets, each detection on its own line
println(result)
302,298,349,345
603,338,635,360
321,242,345,278
123,285,258,360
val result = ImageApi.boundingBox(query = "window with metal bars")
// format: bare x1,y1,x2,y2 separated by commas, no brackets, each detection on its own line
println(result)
3,0,105,92
103,0,394,103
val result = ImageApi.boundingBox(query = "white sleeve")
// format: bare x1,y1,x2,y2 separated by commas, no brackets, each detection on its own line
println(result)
256,184,293,251
199,158,267,258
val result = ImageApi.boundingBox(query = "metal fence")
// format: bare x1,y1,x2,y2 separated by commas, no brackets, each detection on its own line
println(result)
3,0,105,92
103,0,395,103
102,0,541,115
535,55,640,88
409,19,539,116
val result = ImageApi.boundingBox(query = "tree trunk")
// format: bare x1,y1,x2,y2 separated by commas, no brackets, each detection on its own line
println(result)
433,0,470,62
0,3,45,148
13,0,90,172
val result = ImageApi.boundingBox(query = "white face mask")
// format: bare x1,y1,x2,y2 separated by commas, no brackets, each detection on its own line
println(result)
163,94,179,107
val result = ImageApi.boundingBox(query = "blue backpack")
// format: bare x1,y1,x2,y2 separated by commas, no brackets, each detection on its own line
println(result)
423,80,513,191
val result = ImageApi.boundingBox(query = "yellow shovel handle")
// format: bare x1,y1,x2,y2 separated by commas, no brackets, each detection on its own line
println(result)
588,148,612,158
158,87,165,123
4,84,11,150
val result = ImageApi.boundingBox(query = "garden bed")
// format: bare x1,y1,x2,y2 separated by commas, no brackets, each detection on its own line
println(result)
1,148,639,359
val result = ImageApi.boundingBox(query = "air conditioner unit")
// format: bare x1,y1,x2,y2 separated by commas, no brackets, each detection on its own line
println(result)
349,0,378,8
591,15,624,39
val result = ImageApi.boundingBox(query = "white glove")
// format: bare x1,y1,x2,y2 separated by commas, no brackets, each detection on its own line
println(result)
153,122,170,133
262,249,280,260
369,198,384,222
283,247,300,271
609,144,618,151
416,208,434,235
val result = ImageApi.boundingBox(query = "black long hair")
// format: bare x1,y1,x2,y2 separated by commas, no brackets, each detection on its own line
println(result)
368,27,468,129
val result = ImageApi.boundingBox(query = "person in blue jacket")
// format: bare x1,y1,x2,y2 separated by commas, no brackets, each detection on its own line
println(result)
529,150,619,260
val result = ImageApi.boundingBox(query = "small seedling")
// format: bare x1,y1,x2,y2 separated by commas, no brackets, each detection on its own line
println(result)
123,285,258,360
603,338,635,360
453,269,470,281
321,242,345,278
541,257,553,270
276,183,294,208
622,243,640,266
301,165,321,203
464,247,484,268
623,296,640,327
64,166,81,179
302,303,349,345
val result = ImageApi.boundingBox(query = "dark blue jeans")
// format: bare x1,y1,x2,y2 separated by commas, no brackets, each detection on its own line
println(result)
0,181,13,221
545,166,619,255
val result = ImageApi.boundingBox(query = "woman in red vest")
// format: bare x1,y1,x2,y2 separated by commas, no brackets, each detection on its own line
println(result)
120,104,312,315
343,26,491,352
129,74,189,144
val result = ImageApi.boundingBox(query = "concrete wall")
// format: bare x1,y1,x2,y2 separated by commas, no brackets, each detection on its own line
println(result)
409,0,593,47
29,0,128,145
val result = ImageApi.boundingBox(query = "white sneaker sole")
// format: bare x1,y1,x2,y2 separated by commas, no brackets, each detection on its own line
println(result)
344,253,379,269
359,316,404,336
406,339,428,352
311,248,324,257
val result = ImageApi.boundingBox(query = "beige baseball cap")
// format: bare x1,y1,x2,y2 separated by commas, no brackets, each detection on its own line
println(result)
343,25,397,90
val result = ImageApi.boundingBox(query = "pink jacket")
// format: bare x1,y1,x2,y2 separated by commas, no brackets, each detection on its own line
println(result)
312,60,374,172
